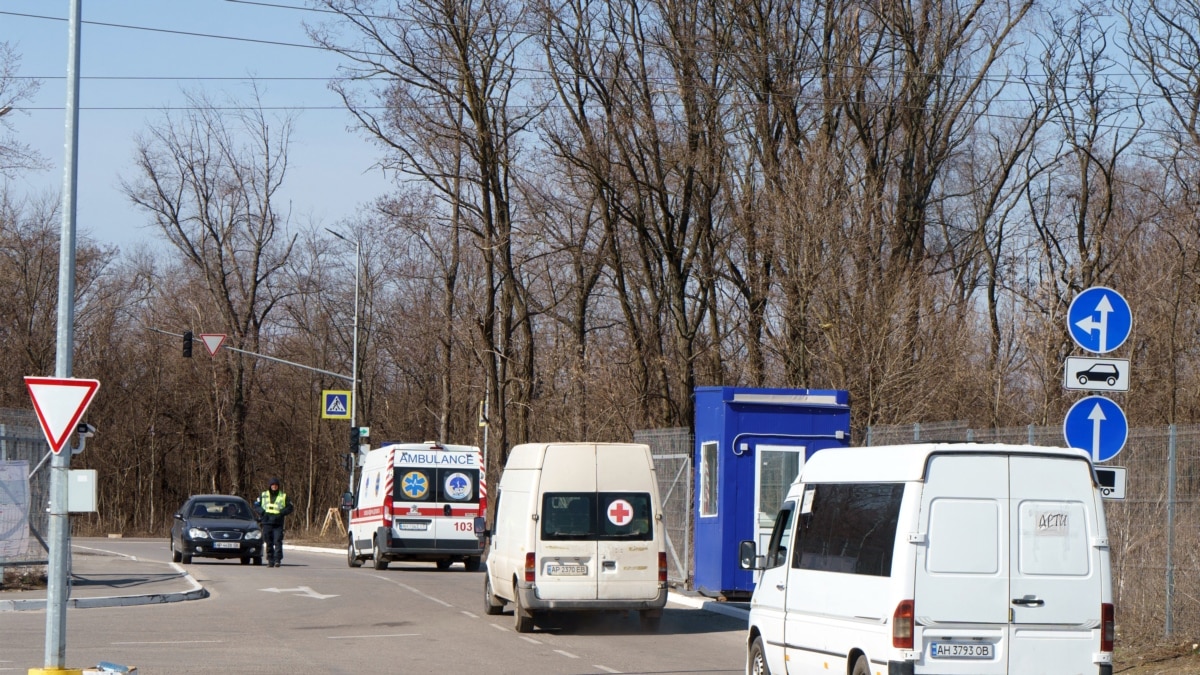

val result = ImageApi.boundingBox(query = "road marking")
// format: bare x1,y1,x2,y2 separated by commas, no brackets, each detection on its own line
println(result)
554,650,580,659
113,640,224,645
489,624,507,632
461,610,479,618
520,636,542,645
370,574,452,606
328,633,420,639
260,586,338,599
593,666,621,674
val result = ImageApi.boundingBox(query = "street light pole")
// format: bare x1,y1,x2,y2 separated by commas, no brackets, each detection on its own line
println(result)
327,229,360,496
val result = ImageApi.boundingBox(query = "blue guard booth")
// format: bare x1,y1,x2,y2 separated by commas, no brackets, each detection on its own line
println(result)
692,386,851,598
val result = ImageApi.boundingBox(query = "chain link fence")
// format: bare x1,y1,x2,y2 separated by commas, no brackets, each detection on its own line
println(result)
636,427,693,587
0,409,50,568
867,421,1200,643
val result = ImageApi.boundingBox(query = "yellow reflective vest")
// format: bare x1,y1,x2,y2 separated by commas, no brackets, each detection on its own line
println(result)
260,491,287,515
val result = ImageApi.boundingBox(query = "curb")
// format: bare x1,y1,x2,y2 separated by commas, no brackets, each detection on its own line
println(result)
0,555,208,613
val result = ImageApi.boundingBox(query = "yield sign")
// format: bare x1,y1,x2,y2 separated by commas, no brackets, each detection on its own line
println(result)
199,333,227,356
24,377,100,454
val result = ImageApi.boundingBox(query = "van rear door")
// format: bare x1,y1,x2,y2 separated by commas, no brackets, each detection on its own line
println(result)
596,444,661,601
915,452,1103,674
538,445,600,601
1007,455,1104,672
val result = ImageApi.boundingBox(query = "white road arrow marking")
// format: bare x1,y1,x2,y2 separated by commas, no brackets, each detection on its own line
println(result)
260,586,338,600
1088,402,1107,462
1075,295,1114,351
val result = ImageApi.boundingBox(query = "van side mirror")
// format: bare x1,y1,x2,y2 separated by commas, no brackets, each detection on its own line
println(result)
340,492,355,511
739,540,762,570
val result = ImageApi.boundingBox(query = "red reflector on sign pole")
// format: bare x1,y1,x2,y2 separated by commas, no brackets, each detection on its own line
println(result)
25,376,100,454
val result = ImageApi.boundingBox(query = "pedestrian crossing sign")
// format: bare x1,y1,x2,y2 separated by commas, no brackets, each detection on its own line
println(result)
322,390,352,419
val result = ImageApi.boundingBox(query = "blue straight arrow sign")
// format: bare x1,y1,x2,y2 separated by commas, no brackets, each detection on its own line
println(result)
1063,396,1128,462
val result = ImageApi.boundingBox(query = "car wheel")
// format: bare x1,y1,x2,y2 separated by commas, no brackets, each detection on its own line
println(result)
639,608,662,631
436,559,453,571
1107,376,1117,386
170,537,182,563
748,636,770,675
464,556,482,572
347,537,362,568
372,537,388,570
851,655,869,675
513,587,534,633
1078,374,1089,385
484,574,504,615
253,556,263,566
181,552,193,565
240,557,251,565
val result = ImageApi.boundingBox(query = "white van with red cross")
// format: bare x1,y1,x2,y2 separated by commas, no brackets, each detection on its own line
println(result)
739,442,1114,675
347,442,487,571
482,442,668,632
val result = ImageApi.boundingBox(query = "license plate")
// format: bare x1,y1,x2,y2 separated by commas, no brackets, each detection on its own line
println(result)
399,522,428,531
545,564,587,576
930,642,994,659
214,542,240,549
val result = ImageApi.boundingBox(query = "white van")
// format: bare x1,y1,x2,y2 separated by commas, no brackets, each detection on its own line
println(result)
740,443,1114,675
482,442,668,632
347,442,487,571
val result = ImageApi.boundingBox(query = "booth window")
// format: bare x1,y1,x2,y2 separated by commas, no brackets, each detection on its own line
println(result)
700,441,718,517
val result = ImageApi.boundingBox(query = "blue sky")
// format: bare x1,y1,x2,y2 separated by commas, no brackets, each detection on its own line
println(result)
1,0,391,252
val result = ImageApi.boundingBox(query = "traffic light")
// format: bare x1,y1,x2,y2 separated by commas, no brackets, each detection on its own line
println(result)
182,331,193,358
349,427,360,448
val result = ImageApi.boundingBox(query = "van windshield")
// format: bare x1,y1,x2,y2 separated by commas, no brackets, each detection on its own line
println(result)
541,492,653,541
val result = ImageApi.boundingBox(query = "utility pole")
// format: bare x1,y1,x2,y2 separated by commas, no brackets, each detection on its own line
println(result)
44,0,82,669
326,229,361,496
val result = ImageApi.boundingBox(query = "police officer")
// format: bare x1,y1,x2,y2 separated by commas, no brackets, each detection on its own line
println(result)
254,477,294,567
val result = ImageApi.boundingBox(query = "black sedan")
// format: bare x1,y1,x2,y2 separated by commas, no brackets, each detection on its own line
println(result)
170,495,264,565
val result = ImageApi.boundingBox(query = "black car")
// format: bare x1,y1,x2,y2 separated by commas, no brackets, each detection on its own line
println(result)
1077,363,1120,386
170,495,264,565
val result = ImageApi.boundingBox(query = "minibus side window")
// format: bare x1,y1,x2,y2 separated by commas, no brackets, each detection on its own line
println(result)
792,483,904,577
765,501,795,568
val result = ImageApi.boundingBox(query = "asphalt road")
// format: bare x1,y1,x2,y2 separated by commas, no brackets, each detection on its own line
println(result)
0,538,747,674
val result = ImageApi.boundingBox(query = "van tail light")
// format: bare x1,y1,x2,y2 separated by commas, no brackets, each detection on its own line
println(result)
1101,603,1114,652
892,600,915,649
658,552,668,583
524,552,536,583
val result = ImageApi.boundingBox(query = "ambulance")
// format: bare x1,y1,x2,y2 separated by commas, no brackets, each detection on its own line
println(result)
347,442,487,571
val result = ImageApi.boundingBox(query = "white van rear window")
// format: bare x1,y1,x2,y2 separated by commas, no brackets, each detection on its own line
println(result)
541,492,653,541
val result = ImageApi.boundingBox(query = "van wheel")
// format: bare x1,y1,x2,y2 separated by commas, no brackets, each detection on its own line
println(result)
484,575,505,615
748,636,770,675
851,655,869,675
436,559,453,570
347,538,362,568
372,537,388,570
639,609,662,631
464,556,482,572
513,587,535,633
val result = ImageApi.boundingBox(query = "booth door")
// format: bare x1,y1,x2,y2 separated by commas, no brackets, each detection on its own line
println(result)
754,445,805,554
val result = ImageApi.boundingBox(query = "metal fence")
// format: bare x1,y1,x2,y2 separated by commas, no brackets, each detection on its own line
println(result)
0,409,50,568
867,421,1200,643
636,427,693,588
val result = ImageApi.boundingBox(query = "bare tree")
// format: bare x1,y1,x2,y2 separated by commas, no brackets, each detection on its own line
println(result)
122,88,297,495
0,42,46,176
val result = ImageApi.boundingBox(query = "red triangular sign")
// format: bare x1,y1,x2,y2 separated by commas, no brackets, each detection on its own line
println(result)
25,377,100,454
199,333,227,356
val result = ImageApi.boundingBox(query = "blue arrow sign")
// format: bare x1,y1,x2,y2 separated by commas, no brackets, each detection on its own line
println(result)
1063,396,1128,462
1068,287,1131,354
